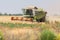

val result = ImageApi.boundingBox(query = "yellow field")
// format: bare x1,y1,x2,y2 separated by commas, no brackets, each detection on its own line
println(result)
0,16,60,24
0,16,37,24
0,16,60,40
0,16,47,25
46,16,60,24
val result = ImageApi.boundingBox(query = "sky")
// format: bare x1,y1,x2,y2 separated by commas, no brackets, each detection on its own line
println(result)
0,0,60,16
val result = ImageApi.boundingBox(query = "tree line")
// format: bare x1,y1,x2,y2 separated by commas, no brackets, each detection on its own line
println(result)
0,13,23,16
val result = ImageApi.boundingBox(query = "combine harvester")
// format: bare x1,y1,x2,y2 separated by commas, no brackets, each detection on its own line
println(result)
11,6,47,22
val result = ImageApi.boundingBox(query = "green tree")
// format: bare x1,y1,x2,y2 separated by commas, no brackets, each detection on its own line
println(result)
0,13,2,16
4,13,7,16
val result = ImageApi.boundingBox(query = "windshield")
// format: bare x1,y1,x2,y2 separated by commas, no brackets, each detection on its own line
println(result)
26,9,33,15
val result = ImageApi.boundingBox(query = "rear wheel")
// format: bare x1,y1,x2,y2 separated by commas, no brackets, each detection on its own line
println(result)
36,17,45,22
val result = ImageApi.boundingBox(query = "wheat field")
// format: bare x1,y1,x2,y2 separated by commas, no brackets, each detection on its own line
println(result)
0,16,60,24
0,16,60,40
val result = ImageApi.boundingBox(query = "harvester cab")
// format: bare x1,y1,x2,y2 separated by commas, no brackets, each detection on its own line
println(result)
22,6,38,18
